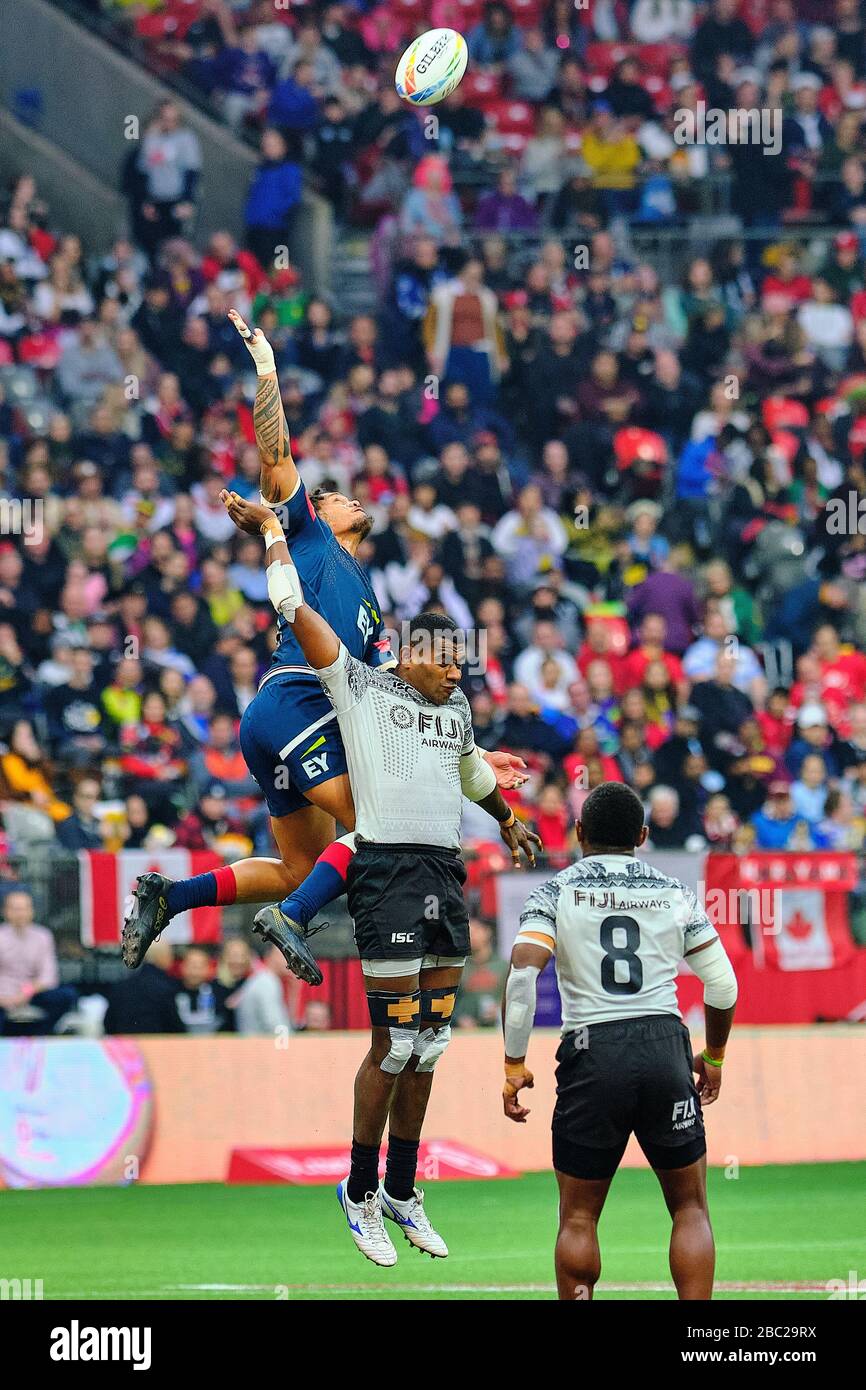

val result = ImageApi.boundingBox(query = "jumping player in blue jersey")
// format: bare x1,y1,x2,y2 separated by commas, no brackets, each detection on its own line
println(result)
122,312,525,982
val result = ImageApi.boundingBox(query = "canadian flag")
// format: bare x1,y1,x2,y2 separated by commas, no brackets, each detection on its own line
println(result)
78,850,223,948
769,890,835,972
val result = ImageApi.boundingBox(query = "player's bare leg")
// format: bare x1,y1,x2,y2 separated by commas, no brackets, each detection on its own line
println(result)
654,1155,715,1299
387,964,462,1139
336,968,419,1267
123,777,355,980
252,774,357,983
554,1170,614,1300
377,963,461,1257
352,970,420,1147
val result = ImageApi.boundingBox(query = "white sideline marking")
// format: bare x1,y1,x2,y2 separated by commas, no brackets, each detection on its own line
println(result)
169,1280,833,1295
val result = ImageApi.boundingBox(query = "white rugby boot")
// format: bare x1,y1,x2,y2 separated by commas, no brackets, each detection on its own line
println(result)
379,1183,449,1258
336,1179,398,1267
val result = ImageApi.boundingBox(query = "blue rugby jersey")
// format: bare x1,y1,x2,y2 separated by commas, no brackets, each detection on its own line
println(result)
266,481,392,675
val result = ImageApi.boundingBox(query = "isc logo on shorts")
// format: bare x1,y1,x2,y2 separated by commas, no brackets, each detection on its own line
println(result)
301,753,329,779
672,1097,697,1129
390,931,416,943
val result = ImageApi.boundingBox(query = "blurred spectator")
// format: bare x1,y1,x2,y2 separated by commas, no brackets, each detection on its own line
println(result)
244,128,303,271
453,918,508,1027
129,101,202,258
55,777,104,850
0,889,76,1035
235,945,292,1034
104,940,183,1034
174,945,233,1033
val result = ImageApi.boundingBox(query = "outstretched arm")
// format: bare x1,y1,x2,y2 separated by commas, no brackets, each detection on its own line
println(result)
229,309,298,504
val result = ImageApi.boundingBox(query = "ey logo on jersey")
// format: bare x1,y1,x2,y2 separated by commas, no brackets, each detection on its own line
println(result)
300,734,330,781
672,1097,697,1129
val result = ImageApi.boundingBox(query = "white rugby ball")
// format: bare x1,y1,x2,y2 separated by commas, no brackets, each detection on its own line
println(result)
395,28,469,107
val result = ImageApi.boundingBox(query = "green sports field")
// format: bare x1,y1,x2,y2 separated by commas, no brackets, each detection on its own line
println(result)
3,1162,864,1300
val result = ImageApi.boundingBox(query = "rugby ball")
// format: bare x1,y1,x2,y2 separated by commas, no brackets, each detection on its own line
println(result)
395,28,468,107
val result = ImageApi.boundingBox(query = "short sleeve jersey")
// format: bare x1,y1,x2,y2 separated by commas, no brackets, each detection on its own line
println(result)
315,643,475,848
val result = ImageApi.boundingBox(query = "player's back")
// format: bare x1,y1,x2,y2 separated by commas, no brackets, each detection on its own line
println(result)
520,854,715,1032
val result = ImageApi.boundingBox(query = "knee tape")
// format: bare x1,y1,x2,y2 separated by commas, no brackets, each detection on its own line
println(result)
413,1024,452,1072
367,989,421,1075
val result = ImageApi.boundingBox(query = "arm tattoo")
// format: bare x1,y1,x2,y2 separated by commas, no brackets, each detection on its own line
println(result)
253,375,292,491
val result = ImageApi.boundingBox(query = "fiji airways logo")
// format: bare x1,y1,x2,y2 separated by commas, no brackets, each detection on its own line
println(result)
672,1097,697,1129
50,1321,152,1370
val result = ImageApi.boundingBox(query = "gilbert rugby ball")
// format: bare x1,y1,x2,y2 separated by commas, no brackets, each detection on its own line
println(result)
396,28,469,107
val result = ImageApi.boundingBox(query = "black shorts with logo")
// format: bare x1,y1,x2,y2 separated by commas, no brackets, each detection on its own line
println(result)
346,841,469,962
552,1014,706,1180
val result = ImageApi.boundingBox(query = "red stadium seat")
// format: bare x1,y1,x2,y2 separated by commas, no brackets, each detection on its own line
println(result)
461,70,503,105
583,42,637,77
134,1,201,43
643,76,673,111
762,397,810,431
394,0,426,16
507,0,543,26
484,99,534,134
639,42,689,76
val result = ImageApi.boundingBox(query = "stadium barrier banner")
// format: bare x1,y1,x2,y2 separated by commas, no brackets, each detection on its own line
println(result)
78,850,223,948
227,1141,519,1184
2,1031,863,1187
705,852,858,971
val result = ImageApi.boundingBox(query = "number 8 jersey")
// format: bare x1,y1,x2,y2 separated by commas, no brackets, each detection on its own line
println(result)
516,855,717,1031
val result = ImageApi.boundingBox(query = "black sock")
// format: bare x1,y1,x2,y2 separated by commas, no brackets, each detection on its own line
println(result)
384,1134,420,1202
347,1139,380,1204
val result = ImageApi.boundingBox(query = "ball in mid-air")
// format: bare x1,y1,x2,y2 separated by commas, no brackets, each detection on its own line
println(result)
395,28,468,107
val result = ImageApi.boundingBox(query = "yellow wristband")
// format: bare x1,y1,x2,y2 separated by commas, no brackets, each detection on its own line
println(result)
500,809,516,829
504,1061,525,1080
701,1049,724,1068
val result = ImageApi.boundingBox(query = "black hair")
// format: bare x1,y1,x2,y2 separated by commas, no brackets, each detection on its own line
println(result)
405,612,461,646
579,782,646,849
308,486,332,512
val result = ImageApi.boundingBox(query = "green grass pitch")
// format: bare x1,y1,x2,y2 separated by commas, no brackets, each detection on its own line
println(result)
3,1163,864,1300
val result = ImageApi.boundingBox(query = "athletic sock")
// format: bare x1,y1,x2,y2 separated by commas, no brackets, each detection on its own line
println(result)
347,1139,380,1203
279,835,355,929
165,865,238,919
384,1134,420,1202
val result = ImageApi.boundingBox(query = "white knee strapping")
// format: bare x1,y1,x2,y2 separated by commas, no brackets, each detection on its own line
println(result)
381,1029,417,1075
413,1025,452,1072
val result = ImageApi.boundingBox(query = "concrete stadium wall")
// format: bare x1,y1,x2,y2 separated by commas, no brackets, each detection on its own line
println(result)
0,109,125,251
0,0,332,288
126,1027,865,1183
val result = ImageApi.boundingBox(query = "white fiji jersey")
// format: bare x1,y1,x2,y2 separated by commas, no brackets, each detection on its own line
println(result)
518,854,717,1031
316,643,475,849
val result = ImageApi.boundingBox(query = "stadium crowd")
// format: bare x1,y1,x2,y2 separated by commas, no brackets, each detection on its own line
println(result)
3,0,866,1029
